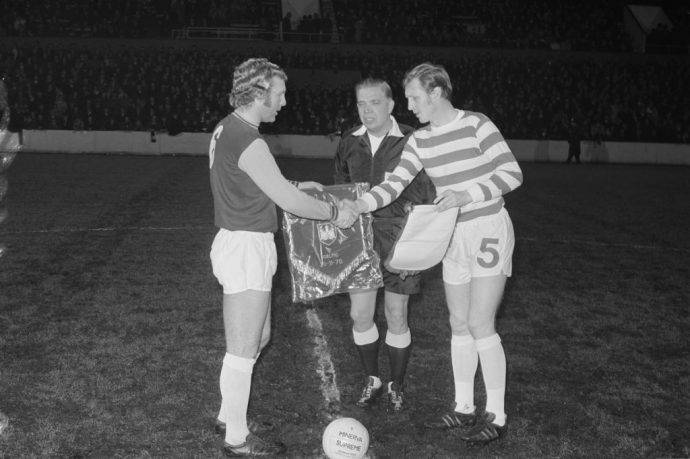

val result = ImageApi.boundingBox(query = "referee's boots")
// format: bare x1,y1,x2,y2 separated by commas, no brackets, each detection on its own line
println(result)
356,375,383,407
387,381,405,412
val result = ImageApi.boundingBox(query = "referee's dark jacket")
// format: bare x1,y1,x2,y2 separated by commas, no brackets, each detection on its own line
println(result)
333,117,436,220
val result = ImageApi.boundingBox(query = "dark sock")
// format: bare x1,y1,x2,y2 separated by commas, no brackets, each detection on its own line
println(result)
356,341,380,377
387,343,410,388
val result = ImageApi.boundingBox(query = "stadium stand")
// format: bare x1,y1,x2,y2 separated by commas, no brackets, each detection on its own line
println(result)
1,41,687,142
332,0,635,51
0,1,688,142
0,0,281,38
2,0,685,51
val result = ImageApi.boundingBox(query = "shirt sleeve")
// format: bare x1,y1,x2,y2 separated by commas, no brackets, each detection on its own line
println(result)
465,116,523,203
359,136,424,211
238,139,332,220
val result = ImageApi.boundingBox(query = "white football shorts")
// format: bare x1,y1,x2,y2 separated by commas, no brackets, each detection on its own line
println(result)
210,229,277,294
442,207,515,284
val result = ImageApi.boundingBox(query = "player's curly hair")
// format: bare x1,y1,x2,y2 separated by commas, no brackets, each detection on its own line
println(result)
228,58,287,109
403,62,452,100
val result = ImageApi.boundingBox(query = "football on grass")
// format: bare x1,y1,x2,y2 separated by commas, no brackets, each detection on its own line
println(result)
322,417,369,458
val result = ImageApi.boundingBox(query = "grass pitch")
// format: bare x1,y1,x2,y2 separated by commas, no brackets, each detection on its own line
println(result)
0,153,688,457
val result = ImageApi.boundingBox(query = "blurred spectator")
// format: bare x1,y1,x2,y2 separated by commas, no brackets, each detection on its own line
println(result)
565,117,582,164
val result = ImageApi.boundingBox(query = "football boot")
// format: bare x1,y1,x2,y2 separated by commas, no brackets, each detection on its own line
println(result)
223,433,286,457
459,411,506,444
423,409,476,430
386,382,404,412
356,376,383,407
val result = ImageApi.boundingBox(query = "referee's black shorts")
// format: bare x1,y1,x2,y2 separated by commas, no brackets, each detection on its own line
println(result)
372,217,422,295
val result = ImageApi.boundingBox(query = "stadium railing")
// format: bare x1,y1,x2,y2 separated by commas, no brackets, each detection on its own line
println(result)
280,31,341,43
172,26,271,40
171,26,342,43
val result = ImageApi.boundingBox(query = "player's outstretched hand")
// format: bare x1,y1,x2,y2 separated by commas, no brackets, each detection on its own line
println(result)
433,189,472,212
298,181,324,191
333,199,358,228
344,198,369,215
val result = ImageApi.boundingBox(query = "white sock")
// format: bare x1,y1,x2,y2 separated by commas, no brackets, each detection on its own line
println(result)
476,334,507,426
219,353,256,445
451,334,477,414
385,329,411,348
352,324,379,345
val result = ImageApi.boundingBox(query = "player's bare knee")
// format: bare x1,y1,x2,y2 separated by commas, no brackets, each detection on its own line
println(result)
350,307,374,329
384,309,407,333
468,319,495,339
352,319,375,333
448,312,469,335
386,317,408,334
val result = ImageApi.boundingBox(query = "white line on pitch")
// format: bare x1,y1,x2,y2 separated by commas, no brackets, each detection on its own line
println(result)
305,308,341,420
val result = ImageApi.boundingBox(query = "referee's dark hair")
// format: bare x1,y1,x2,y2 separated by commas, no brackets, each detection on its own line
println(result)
355,78,393,100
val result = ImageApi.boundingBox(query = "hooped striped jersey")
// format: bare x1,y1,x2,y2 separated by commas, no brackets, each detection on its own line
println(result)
359,110,523,222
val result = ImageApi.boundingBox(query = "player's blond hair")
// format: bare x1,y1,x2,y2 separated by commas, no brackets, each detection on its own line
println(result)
228,58,287,108
403,62,452,100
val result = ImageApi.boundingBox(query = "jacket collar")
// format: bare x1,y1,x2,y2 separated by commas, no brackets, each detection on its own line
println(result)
351,116,404,138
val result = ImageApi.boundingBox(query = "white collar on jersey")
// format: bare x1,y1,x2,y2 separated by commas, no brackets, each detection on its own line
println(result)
351,116,404,138
427,109,464,132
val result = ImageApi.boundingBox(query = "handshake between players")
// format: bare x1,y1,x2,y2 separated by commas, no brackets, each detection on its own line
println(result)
332,188,474,229
331,198,364,228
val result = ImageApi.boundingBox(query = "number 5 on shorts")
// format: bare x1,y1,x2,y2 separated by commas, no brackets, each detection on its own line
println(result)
477,238,500,268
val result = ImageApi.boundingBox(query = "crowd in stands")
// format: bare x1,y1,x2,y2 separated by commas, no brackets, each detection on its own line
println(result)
332,0,635,51
4,0,689,52
0,0,280,38
281,12,333,42
1,43,688,143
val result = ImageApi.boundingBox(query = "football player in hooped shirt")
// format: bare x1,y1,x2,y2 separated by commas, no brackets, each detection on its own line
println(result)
208,58,355,457
333,78,435,412
344,63,523,444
